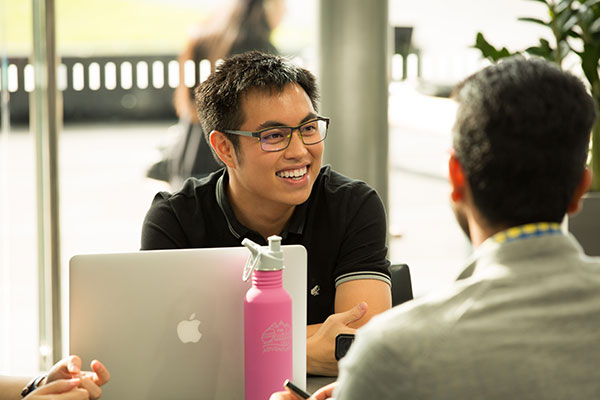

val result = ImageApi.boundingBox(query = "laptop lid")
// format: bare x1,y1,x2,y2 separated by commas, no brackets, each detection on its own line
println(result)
69,245,307,399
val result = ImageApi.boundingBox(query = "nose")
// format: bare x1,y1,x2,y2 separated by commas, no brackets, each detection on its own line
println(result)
283,129,308,158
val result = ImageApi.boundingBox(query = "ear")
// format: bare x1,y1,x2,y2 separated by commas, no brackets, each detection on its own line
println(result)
448,153,466,203
209,130,238,169
566,167,592,215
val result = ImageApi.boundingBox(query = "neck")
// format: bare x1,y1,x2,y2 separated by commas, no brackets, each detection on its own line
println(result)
466,211,509,249
226,182,295,241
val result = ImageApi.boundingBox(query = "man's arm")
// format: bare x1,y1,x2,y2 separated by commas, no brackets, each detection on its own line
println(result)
306,279,392,376
0,376,30,400
335,279,391,328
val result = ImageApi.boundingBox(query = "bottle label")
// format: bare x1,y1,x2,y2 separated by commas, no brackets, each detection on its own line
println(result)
260,320,292,353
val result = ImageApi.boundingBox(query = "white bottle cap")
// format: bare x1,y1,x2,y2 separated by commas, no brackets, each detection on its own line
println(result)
242,235,285,281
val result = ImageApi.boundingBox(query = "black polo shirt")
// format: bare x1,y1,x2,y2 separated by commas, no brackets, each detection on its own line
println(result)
141,165,391,325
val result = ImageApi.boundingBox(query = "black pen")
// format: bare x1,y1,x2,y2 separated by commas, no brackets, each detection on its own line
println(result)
284,379,312,399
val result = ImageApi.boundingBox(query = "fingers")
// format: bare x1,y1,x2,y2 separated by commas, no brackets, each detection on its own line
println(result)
268,387,304,400
312,382,337,399
338,302,368,325
59,388,91,400
78,376,102,400
32,378,81,395
46,355,82,383
67,355,83,375
90,360,111,386
269,391,291,400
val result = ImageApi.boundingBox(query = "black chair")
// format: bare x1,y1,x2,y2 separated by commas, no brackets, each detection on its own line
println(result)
390,263,414,307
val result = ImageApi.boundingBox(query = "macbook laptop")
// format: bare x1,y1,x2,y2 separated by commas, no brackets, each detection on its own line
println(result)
69,245,307,399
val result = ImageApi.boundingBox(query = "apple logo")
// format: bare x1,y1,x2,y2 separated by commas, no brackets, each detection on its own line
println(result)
177,313,202,343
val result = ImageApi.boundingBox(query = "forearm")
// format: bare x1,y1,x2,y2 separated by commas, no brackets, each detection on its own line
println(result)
307,323,335,376
306,332,338,377
0,376,31,400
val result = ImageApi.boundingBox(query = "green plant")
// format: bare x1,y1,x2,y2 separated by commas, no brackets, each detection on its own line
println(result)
474,0,600,191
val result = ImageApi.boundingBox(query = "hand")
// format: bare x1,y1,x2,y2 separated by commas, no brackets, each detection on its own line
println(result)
24,378,88,399
269,382,338,400
307,302,367,376
42,356,110,400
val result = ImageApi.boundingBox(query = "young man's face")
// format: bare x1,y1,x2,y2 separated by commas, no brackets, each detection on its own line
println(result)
229,83,324,211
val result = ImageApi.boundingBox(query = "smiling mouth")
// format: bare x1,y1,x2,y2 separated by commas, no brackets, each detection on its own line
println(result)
276,166,308,180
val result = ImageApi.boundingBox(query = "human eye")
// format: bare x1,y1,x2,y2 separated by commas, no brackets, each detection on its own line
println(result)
261,128,287,143
300,121,318,136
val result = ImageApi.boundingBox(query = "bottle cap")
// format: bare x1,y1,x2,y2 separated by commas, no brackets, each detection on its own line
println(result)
242,235,284,281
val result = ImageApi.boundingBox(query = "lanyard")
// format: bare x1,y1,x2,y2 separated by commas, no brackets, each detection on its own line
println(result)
492,222,563,244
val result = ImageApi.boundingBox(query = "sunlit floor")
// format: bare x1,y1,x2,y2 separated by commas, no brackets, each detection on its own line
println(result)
1,83,471,374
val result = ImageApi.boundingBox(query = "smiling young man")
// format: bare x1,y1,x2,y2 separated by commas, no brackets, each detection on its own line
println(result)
141,51,392,375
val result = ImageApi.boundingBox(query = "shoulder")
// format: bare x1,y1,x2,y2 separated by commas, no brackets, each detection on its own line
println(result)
317,165,372,190
314,166,381,205
360,277,487,344
153,170,222,205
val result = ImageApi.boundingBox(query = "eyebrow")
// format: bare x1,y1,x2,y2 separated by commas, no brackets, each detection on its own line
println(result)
255,113,318,131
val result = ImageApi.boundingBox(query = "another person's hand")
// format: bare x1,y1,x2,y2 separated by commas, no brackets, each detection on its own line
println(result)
24,378,88,399
39,355,110,400
307,302,367,376
269,382,338,400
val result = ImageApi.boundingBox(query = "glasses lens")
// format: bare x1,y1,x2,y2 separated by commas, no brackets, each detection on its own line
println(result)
258,119,328,151
260,127,291,151
300,119,327,144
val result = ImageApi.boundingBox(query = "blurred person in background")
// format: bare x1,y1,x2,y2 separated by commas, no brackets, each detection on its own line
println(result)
147,0,286,188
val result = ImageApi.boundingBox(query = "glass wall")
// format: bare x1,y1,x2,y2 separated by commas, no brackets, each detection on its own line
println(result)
1,0,39,376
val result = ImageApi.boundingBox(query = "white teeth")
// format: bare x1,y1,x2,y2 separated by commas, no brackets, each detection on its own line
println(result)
277,166,308,179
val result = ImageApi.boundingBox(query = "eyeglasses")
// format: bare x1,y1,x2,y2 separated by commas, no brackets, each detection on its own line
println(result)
224,117,330,152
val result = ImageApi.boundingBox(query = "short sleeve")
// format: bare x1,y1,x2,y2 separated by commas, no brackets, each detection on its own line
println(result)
333,186,391,287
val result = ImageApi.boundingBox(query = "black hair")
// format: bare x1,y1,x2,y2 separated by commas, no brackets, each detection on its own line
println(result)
194,51,319,162
452,56,596,226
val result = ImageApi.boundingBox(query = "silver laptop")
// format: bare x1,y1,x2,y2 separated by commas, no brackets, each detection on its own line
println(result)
69,245,307,399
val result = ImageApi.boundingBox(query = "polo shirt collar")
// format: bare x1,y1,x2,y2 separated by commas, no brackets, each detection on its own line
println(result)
456,227,577,282
215,170,308,240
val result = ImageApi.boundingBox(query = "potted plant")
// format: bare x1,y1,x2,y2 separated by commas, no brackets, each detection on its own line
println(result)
473,0,600,255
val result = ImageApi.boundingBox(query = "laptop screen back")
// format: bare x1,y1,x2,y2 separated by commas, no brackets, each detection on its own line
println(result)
69,245,307,399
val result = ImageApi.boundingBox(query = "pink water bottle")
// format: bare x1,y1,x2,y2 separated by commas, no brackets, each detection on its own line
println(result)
242,235,293,400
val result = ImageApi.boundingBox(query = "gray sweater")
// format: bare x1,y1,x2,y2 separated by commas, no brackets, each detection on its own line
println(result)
335,232,600,399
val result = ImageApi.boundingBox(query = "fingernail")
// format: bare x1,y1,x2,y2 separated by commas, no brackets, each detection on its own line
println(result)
358,301,367,311
69,378,81,385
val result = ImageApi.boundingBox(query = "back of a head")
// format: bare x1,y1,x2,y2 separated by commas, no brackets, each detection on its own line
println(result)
194,51,319,154
452,57,596,227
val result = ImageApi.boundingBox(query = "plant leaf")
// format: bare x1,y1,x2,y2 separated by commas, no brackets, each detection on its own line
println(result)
518,17,550,27
473,32,513,62
582,0,600,8
579,43,600,86
555,0,573,15
560,13,581,33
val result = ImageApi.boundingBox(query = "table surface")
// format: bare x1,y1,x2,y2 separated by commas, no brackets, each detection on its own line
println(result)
307,375,337,394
